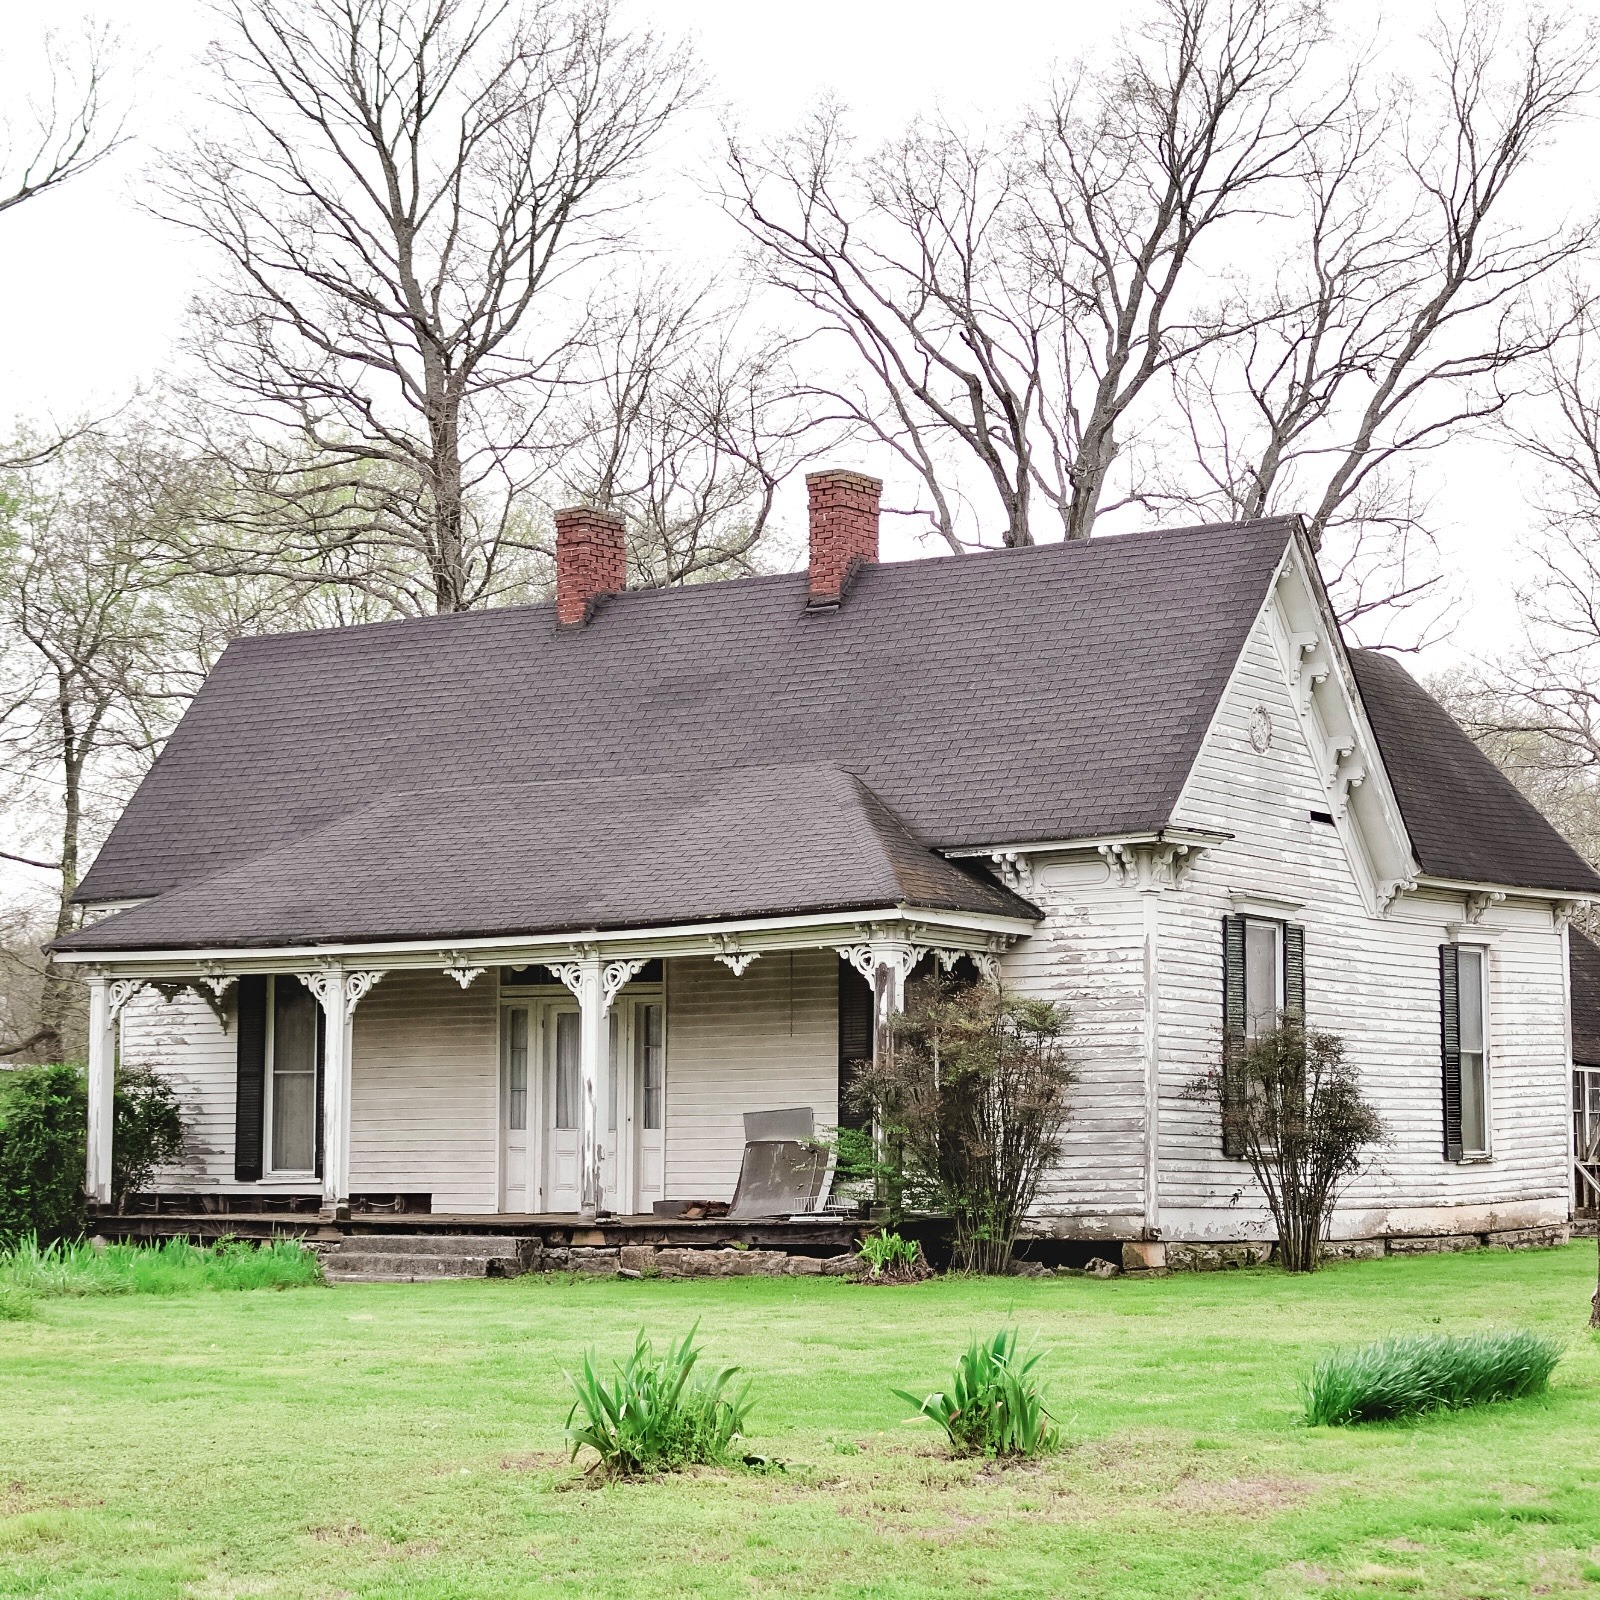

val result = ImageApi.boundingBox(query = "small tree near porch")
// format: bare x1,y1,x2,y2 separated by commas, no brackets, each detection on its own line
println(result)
1208,1022,1385,1273
850,979,1075,1275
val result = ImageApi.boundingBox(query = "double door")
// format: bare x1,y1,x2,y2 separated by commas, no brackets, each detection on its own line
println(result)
501,995,665,1215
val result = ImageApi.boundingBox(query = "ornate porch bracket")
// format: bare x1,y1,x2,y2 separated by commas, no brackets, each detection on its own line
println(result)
1553,899,1585,930
443,965,488,988
712,935,760,977
107,978,148,1022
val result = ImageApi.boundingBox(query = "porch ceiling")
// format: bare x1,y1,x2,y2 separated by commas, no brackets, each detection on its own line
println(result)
53,763,1037,957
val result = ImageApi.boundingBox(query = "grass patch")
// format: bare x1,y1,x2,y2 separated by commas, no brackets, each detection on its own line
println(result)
565,1322,752,1477
1304,1328,1562,1425
2,1243,1599,1598
0,1235,323,1297
0,1281,37,1320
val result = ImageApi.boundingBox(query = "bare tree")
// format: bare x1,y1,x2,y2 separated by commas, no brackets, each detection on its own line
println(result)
1161,4,1597,637
725,0,1329,552
0,22,125,219
553,278,815,584
0,433,176,1060
156,0,696,614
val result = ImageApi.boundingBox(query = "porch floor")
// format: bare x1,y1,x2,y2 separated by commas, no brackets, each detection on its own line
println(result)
94,1210,869,1253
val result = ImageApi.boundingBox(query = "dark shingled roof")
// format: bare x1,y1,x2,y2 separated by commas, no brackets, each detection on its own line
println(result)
55,765,1033,952
68,517,1298,947
1350,650,1600,896
62,513,1599,955
1571,930,1600,1068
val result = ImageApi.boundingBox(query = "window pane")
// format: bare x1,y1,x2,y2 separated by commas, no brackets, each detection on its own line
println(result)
1244,921,1280,1037
608,1012,619,1133
505,1009,528,1132
1461,1051,1487,1154
638,1003,664,1130
271,979,318,1172
554,1011,579,1131
1457,948,1484,1053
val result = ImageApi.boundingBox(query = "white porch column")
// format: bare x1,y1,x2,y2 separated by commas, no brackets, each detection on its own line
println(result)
551,955,647,1221
577,955,605,1221
300,969,384,1216
84,976,117,1207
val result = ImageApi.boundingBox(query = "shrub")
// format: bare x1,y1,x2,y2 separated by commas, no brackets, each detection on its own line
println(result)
1206,1022,1385,1272
0,1235,323,1297
851,978,1076,1274
111,1065,185,1211
0,1064,87,1247
0,1062,187,1244
1304,1330,1561,1426
895,1328,1058,1459
857,1229,929,1284
565,1323,753,1477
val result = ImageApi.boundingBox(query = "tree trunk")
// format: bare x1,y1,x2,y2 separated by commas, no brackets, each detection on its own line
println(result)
33,720,84,1063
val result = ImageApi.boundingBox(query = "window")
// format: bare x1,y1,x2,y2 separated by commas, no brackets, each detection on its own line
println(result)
504,1008,529,1132
268,976,319,1174
553,1010,579,1130
1243,919,1283,1038
1221,915,1306,1158
637,1002,664,1130
1440,942,1491,1161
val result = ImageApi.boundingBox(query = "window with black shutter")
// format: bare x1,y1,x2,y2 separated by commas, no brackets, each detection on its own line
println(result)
837,963,874,1132
1221,915,1305,1158
1439,943,1490,1162
233,976,268,1182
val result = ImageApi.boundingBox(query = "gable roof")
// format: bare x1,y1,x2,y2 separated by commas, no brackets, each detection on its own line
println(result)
71,515,1298,923
55,764,1032,953
1571,929,1600,1069
1350,650,1600,896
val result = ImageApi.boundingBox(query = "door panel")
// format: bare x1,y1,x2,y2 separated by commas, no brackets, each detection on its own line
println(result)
500,1006,531,1212
546,1008,581,1212
634,1000,665,1210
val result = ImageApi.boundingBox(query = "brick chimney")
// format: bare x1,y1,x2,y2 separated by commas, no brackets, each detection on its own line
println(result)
554,505,626,626
806,469,881,608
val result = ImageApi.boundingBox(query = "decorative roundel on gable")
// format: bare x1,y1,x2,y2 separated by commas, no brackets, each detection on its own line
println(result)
1249,704,1274,753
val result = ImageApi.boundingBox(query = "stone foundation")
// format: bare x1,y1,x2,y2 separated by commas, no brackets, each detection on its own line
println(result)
1162,1222,1571,1273
542,1243,860,1278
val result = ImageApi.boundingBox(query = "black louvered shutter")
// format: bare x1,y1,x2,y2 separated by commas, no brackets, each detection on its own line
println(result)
1439,944,1464,1162
838,963,874,1132
1284,924,1306,1020
233,976,268,1182
1221,917,1248,1158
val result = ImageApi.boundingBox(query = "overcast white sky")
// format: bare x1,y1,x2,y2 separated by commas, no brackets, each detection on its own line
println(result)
0,0,1593,675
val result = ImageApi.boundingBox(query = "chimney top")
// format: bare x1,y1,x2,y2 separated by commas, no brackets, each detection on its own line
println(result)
806,469,882,609
554,505,626,627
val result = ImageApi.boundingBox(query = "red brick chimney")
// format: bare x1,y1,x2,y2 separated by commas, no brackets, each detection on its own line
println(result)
554,506,626,626
806,469,881,608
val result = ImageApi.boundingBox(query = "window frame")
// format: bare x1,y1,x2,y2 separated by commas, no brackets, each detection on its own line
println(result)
1241,916,1285,1041
263,974,320,1178
1453,941,1493,1161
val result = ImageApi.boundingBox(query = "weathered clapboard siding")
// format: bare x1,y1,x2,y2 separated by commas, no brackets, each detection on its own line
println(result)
120,990,239,1187
999,862,1147,1231
664,951,837,1200
1162,602,1571,1239
349,969,498,1212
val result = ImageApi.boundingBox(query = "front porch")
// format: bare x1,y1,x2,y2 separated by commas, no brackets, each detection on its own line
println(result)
59,907,1030,1225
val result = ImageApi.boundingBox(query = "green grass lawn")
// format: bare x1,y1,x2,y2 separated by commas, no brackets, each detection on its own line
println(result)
2,1244,1599,1599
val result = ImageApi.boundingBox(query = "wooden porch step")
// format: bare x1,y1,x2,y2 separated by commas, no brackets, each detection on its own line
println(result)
335,1233,525,1259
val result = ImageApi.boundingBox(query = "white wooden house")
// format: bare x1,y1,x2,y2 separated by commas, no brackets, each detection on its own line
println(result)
51,472,1600,1257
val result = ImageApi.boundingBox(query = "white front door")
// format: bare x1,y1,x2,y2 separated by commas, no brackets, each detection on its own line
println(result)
545,1006,583,1213
500,1005,533,1211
